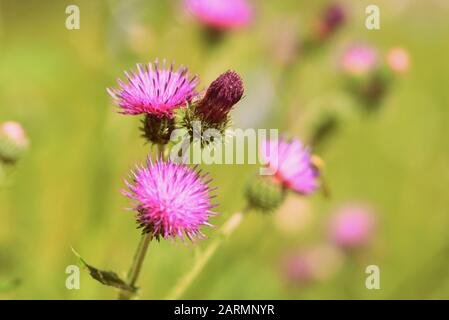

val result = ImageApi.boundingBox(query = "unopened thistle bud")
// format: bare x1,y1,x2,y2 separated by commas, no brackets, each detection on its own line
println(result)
313,3,346,41
195,70,244,127
0,121,29,164
245,175,286,213
181,70,244,147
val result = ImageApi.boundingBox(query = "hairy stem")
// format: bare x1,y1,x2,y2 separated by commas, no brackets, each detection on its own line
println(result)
166,209,247,300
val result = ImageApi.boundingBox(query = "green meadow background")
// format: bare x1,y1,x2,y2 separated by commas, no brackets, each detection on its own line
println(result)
0,0,448,299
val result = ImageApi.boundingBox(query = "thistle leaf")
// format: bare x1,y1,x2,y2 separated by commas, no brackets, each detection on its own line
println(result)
71,247,136,293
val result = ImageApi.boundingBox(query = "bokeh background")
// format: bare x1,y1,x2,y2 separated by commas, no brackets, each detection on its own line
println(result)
1,0,449,299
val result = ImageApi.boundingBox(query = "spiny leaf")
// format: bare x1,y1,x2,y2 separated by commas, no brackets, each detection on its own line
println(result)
71,247,136,293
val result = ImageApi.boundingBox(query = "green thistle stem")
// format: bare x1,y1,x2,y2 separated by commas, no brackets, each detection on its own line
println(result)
166,207,249,300
118,233,152,300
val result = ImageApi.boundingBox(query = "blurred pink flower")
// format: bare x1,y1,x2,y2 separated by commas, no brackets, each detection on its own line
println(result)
185,0,252,30
386,47,410,74
341,45,378,76
329,204,376,249
0,121,28,147
282,244,344,285
123,156,217,241
108,59,199,118
260,138,319,195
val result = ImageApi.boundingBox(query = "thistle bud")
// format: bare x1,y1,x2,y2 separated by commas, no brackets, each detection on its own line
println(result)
245,175,286,213
313,3,346,41
0,121,29,164
195,70,244,126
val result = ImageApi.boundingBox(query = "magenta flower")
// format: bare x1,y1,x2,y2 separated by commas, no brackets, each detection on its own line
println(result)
195,70,244,124
341,45,378,76
260,138,319,195
329,204,376,249
108,59,199,118
185,0,252,31
123,157,217,241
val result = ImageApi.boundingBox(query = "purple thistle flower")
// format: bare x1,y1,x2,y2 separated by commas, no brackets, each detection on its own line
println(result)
108,59,199,118
260,138,319,195
185,0,252,31
123,157,217,241
195,70,244,124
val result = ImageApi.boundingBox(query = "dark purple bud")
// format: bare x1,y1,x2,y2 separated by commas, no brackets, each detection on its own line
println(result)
195,70,244,124
312,3,346,40
323,3,346,31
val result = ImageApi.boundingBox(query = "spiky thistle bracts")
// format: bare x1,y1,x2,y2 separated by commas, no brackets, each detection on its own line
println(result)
107,59,199,118
140,114,176,146
123,157,217,241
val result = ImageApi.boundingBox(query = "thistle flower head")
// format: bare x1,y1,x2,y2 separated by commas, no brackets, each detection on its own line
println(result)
123,157,217,241
260,138,319,195
386,47,410,74
195,70,244,124
185,0,252,31
329,204,376,249
108,59,199,118
341,45,378,76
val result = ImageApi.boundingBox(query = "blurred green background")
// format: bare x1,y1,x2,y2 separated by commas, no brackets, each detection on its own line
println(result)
0,0,449,299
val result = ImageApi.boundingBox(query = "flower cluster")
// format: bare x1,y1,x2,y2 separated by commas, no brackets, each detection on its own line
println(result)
108,59,244,145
